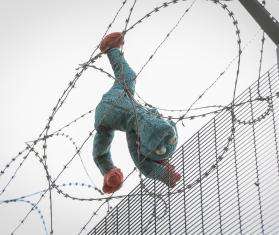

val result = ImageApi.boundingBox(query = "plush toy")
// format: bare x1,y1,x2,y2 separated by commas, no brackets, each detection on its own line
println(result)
93,32,181,194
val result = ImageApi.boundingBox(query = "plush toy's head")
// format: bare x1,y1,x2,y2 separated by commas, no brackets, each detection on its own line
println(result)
134,108,178,162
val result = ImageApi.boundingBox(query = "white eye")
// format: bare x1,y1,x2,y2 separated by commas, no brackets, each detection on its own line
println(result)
168,136,177,145
155,146,166,155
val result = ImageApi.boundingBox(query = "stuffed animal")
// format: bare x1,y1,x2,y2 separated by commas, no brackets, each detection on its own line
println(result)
93,32,181,194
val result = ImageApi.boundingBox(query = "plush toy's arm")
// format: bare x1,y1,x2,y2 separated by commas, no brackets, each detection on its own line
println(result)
140,160,168,181
140,160,180,188
93,129,115,175
107,48,136,95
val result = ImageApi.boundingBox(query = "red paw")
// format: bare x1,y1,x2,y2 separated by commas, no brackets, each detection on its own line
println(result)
103,168,123,194
100,32,124,53
164,163,181,188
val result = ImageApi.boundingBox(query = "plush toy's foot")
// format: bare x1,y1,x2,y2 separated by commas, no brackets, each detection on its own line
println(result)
103,168,123,194
164,163,181,188
100,32,124,53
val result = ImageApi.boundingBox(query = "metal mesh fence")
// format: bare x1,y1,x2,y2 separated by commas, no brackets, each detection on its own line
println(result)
89,64,279,235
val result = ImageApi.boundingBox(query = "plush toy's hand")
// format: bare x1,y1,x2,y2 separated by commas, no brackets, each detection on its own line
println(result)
103,168,123,194
163,163,181,188
100,32,124,53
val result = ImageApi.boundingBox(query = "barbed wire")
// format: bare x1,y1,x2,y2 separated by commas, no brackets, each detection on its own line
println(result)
50,132,104,195
1,0,276,234
0,180,117,235
0,198,48,235
85,0,243,125
134,27,263,113
0,147,28,179
4,93,278,205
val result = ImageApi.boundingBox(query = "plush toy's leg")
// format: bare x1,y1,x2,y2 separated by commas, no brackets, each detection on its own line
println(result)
93,128,124,194
100,32,136,96
140,160,181,188
100,32,136,95
93,129,115,175
107,48,136,96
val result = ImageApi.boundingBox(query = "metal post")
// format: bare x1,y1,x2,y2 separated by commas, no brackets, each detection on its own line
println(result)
277,45,279,70
238,0,279,45
237,0,279,70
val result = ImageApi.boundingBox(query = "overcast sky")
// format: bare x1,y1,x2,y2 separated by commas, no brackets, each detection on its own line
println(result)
0,0,279,234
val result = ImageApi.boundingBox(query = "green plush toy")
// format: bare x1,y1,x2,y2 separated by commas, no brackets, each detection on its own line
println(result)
93,32,181,194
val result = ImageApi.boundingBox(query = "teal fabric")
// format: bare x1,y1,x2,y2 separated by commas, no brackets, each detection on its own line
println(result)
93,48,178,185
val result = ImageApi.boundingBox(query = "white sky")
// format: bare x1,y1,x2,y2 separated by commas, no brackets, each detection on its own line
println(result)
0,0,279,234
